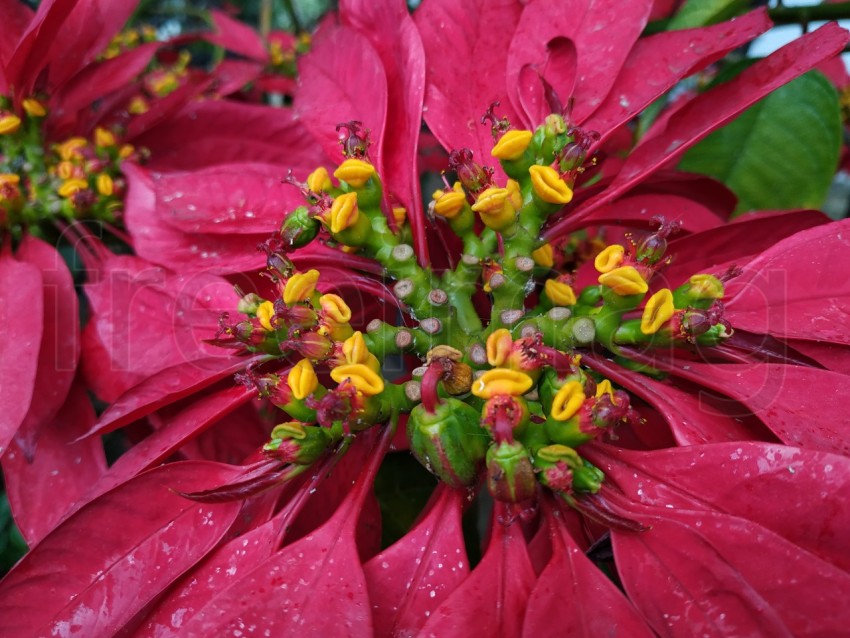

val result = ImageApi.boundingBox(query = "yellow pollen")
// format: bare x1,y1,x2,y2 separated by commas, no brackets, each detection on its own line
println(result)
288,359,319,400
433,189,466,219
550,381,585,421
544,279,577,306
343,331,369,364
529,165,573,205
22,99,46,117
56,161,75,180
283,269,321,305
688,274,724,300
392,206,407,226
491,129,533,161
486,329,513,367
94,127,116,147
595,379,614,399
598,266,648,296
96,174,114,196
329,192,359,234
256,300,276,331
505,178,523,210
331,363,385,396
128,96,149,114
57,138,87,161
538,444,580,464
307,166,332,192
57,178,88,198
319,293,352,324
472,368,533,399
531,243,554,268
0,115,22,135
640,288,675,335
471,187,516,231
594,244,625,273
333,158,375,188
118,144,135,159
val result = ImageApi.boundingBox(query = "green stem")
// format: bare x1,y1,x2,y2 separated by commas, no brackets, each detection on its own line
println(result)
768,2,850,25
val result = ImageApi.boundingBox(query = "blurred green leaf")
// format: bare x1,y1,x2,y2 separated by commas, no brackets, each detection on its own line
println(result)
678,71,841,214
373,452,437,549
668,0,750,29
0,493,27,575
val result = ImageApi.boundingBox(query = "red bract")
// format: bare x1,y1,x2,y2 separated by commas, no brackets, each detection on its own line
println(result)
4,0,850,635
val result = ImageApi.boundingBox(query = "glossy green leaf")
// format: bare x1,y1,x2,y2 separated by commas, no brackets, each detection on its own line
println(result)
668,0,750,29
679,71,841,214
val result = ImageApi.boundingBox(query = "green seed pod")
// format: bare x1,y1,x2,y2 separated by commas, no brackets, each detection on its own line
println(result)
264,422,333,465
280,206,320,248
486,440,537,503
407,398,489,488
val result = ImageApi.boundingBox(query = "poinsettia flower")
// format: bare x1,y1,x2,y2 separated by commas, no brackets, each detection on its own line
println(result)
4,0,850,636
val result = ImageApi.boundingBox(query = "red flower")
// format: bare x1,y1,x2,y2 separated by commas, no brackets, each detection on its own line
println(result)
3,1,850,636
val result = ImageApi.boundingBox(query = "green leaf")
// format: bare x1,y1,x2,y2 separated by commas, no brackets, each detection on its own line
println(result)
373,452,437,548
668,0,750,29
678,71,841,215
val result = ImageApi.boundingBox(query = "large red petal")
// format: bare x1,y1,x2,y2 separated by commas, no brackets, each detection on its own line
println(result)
176,428,390,636
295,20,387,167
416,0,524,168
628,357,850,456
0,461,243,637
507,0,652,126
341,0,429,263
363,485,469,636
522,498,653,637
593,443,850,572
0,248,43,457
572,22,850,223
583,9,772,144
725,218,850,344
81,255,236,401
45,0,137,90
1,380,106,546
13,236,80,454
418,502,537,637
205,9,268,62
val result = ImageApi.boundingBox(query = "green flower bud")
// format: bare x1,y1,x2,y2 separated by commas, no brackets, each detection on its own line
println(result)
280,206,320,248
264,422,333,465
486,440,537,503
407,398,489,488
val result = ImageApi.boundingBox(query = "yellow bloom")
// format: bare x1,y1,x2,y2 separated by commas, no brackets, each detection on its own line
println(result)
94,127,116,148
594,244,625,274
544,279,577,306
57,178,88,198
283,269,320,305
550,381,585,421
329,192,359,234
331,363,385,396
491,129,533,161
531,243,554,268
640,288,675,335
472,368,533,399
486,329,513,367
433,187,466,219
688,274,724,300
22,99,46,117
333,158,375,188
288,359,319,400
256,300,276,331
319,294,352,324
307,166,332,192
529,165,572,204
598,266,648,296
96,174,114,196
471,187,516,231
0,115,22,135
